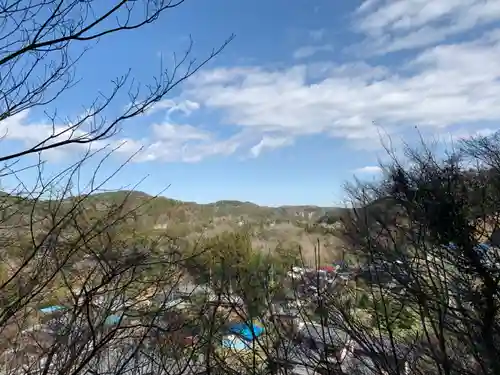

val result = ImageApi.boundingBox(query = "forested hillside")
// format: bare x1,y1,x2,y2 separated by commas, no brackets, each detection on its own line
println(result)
0,190,349,263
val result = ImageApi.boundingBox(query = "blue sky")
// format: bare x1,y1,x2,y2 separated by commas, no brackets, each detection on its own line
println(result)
2,0,500,206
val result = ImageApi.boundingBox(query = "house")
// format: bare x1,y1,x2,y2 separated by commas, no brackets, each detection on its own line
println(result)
270,338,344,375
332,260,349,272
341,337,416,375
174,282,245,307
162,298,190,310
292,266,305,274
287,270,304,280
296,322,352,361
227,321,264,341
336,271,353,281
269,304,301,335
271,303,300,318
209,293,245,308
318,266,335,274
221,334,251,351
175,281,212,298
273,334,414,375
356,264,395,286
92,292,133,312
149,311,201,349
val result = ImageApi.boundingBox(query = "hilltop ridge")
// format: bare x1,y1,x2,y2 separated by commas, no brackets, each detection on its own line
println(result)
0,190,349,262
84,190,343,222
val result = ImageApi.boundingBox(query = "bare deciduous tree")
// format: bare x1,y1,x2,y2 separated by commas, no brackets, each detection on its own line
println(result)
250,134,500,375
0,0,232,163
332,134,500,375
0,1,232,375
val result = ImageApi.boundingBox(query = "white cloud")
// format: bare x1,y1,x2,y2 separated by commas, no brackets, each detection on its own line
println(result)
151,122,210,141
441,127,497,145
144,99,200,117
353,166,382,174
249,136,293,158
0,109,242,164
4,2,500,165
134,121,244,163
0,110,114,161
143,99,176,115
184,29,500,150
353,0,500,53
132,136,238,163
293,44,334,59
168,100,200,117
0,111,64,143
356,0,381,14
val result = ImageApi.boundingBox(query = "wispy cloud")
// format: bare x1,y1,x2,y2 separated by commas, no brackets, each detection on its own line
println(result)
293,44,334,59
249,136,293,158
151,122,210,141
0,107,243,164
352,0,500,54
145,99,200,117
5,1,500,164
353,165,382,174
185,29,500,152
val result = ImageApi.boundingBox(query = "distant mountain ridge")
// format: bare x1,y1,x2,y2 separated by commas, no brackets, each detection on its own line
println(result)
0,189,343,223
89,190,341,221
0,190,351,262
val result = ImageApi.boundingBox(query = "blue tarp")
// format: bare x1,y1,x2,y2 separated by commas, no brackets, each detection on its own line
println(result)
222,335,250,350
475,243,491,253
228,322,264,341
39,305,65,314
105,314,122,326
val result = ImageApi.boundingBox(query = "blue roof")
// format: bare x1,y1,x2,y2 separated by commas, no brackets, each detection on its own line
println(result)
222,335,250,350
228,322,264,341
475,243,491,253
447,242,491,255
105,314,122,326
39,305,65,314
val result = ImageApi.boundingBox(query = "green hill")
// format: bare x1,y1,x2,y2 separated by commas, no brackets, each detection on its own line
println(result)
0,190,348,262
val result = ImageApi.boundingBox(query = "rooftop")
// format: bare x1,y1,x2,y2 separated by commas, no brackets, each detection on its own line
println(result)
297,322,350,348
